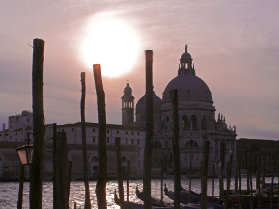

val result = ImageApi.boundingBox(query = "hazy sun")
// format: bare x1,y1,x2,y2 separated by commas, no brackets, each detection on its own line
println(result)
80,13,141,78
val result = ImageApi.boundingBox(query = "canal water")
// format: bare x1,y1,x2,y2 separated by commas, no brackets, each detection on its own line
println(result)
0,177,276,208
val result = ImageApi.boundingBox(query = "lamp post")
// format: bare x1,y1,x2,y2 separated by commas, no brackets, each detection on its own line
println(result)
16,133,33,209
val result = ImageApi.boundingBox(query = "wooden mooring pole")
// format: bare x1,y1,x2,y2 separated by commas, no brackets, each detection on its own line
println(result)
115,137,124,208
143,50,154,209
212,163,214,197
55,132,69,209
189,160,192,201
17,165,24,209
80,72,91,209
93,64,107,209
30,38,45,209
160,160,164,205
201,141,210,209
171,89,181,209
127,160,130,202
219,141,225,199
53,123,57,209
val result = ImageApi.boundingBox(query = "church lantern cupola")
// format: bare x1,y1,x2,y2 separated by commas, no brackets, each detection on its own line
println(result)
178,45,195,76
121,82,135,125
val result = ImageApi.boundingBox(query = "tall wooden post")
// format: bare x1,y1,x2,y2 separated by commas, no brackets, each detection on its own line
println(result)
189,160,192,202
234,153,238,196
201,141,210,209
219,141,225,199
227,152,233,193
30,38,45,209
55,132,69,209
93,64,107,209
212,163,215,197
80,72,91,209
238,153,242,209
53,123,57,209
143,50,153,209
17,165,24,209
160,160,164,205
171,89,181,209
115,137,124,208
126,160,130,202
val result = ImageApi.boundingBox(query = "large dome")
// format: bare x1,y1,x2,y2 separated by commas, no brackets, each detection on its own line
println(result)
136,93,162,114
162,74,212,102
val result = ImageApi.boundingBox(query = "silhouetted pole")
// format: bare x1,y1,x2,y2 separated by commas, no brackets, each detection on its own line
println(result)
219,141,225,199
201,141,210,209
160,160,164,205
238,153,242,209
30,38,45,209
67,161,72,207
126,160,130,202
245,151,250,192
55,132,69,209
17,165,24,209
143,50,153,209
189,159,192,202
53,123,57,209
80,72,91,209
227,152,233,193
93,64,107,209
115,137,124,208
270,159,274,209
256,155,261,208
234,153,238,196
212,163,215,197
171,89,181,209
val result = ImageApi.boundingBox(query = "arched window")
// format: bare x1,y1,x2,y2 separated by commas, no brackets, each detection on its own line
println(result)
182,115,189,130
191,115,198,130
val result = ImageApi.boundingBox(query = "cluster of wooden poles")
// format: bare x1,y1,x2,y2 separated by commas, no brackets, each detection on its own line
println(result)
17,38,279,209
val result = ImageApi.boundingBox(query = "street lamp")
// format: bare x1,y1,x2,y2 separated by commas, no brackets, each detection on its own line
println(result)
16,133,33,165
15,132,33,209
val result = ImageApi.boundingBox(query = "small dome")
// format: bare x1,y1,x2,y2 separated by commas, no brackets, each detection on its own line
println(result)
136,93,162,114
162,74,212,102
124,83,132,95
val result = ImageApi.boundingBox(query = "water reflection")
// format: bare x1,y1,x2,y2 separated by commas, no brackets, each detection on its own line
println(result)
0,177,276,209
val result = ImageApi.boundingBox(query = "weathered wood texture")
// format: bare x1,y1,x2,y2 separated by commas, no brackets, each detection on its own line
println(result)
115,137,124,208
80,72,91,209
143,50,153,209
201,141,210,209
30,38,45,209
55,132,69,209
93,64,107,209
171,89,181,209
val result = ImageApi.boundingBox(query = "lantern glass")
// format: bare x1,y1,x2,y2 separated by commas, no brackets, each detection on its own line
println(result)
16,144,33,165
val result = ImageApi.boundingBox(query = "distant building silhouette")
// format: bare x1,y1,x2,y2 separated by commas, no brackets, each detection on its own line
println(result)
0,45,241,179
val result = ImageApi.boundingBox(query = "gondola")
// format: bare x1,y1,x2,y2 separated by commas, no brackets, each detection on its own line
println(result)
164,184,222,206
136,186,171,207
114,189,223,209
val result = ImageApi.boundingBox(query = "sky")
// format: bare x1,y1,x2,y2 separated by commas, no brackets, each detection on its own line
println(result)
0,0,278,140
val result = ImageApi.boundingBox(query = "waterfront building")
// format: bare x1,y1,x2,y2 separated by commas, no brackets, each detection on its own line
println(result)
0,45,238,179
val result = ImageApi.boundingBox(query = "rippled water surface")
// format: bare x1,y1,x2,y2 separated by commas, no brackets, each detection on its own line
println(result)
0,177,276,208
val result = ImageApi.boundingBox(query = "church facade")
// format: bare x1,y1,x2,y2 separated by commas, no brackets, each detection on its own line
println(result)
0,45,237,179
122,45,237,175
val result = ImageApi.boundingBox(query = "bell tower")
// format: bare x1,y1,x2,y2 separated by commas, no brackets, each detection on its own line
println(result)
121,82,135,125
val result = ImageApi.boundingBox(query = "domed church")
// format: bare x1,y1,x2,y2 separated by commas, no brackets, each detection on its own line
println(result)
121,45,237,175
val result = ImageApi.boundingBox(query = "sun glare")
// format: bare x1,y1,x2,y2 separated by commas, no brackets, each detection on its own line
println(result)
80,13,141,78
